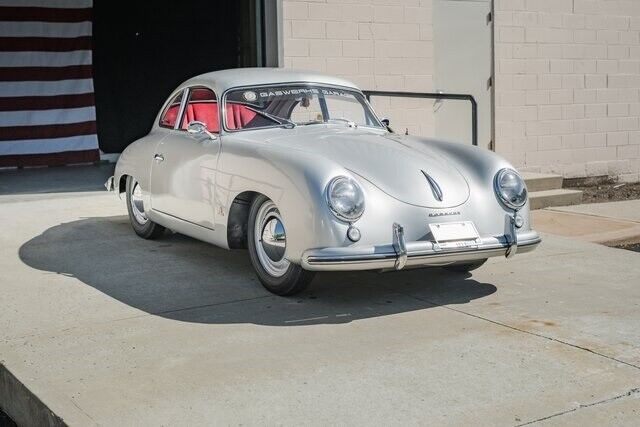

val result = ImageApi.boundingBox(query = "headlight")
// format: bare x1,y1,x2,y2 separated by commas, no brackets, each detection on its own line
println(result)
326,176,365,221
495,168,527,209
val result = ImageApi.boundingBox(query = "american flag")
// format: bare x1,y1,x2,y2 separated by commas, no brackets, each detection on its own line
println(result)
0,0,99,167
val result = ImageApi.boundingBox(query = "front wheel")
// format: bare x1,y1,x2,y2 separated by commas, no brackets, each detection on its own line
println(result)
125,176,165,239
247,195,315,296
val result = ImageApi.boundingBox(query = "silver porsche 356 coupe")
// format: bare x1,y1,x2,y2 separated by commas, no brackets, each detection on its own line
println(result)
107,68,540,295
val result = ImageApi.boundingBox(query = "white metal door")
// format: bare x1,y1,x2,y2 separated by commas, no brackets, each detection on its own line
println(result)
433,0,493,148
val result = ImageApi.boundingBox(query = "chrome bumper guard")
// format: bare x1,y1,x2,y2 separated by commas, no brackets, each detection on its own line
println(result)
392,223,407,270
301,221,541,272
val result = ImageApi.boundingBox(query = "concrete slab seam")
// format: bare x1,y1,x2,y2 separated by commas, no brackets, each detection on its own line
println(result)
515,387,640,426
546,208,640,225
387,288,640,372
150,295,273,318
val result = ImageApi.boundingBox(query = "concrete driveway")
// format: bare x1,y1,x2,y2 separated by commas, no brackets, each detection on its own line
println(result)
1,179,639,425
533,199,640,245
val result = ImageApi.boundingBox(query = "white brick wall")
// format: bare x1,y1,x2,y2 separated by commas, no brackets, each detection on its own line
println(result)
495,0,640,182
283,0,435,136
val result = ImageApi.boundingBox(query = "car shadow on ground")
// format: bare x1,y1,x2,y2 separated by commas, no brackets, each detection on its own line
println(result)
19,215,497,326
0,164,114,195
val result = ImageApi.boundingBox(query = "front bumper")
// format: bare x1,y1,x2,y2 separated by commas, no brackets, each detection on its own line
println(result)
301,223,541,272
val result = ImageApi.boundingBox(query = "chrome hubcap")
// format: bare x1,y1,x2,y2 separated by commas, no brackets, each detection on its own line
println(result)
130,181,148,225
262,217,286,261
255,200,289,277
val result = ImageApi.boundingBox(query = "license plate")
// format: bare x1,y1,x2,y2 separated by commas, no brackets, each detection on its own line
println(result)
429,221,480,249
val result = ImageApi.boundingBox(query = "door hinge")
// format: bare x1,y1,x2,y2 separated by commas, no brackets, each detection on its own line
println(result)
486,12,492,24
487,76,493,89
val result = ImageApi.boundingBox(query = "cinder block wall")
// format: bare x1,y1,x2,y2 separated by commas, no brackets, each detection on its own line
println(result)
282,0,435,136
283,0,640,182
494,0,640,182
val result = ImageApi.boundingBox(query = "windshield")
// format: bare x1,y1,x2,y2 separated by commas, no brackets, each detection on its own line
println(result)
223,84,383,131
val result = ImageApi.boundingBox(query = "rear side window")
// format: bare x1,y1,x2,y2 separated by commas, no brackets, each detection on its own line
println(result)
159,91,184,128
182,87,219,132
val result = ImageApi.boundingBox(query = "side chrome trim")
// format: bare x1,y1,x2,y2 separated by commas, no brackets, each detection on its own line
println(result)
153,209,216,231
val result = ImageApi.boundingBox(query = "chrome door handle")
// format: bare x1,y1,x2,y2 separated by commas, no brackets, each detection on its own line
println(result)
153,154,164,162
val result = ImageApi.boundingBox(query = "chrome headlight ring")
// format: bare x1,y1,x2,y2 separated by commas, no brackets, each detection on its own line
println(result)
494,168,528,210
326,176,365,222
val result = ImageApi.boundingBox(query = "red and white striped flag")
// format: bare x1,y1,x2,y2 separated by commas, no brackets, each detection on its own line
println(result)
0,0,99,167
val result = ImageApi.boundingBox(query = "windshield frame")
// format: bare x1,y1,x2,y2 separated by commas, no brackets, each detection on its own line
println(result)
220,82,384,133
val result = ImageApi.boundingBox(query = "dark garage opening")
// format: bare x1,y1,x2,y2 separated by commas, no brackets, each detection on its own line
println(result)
92,0,267,154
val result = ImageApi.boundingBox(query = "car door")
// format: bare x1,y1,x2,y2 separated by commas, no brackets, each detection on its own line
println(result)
150,86,221,229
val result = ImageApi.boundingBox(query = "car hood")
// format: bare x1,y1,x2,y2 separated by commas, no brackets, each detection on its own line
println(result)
261,126,470,208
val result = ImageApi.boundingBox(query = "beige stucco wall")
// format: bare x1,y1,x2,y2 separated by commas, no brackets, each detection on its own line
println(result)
282,0,435,136
494,0,640,182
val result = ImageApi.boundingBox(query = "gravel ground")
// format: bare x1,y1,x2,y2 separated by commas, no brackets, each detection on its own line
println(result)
574,182,640,204
615,242,640,253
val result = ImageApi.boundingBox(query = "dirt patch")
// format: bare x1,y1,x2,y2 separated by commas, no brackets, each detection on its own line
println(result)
571,182,640,204
527,319,558,327
614,242,640,253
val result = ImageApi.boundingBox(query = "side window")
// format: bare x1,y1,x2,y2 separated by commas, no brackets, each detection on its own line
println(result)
159,91,184,128
182,87,219,133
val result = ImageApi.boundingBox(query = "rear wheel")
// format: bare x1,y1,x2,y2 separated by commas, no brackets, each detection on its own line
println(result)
247,195,315,296
444,259,487,273
125,176,165,239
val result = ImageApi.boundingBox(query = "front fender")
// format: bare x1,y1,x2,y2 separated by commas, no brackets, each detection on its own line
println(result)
217,139,352,263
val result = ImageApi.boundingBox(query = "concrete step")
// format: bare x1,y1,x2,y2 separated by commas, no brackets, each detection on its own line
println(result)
521,172,564,192
529,189,583,210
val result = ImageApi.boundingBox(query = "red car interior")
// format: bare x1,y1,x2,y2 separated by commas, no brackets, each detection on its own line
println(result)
162,90,261,132
160,104,180,128
182,102,258,131
226,103,258,130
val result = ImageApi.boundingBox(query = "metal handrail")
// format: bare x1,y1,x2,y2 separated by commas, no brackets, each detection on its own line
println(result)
363,90,478,146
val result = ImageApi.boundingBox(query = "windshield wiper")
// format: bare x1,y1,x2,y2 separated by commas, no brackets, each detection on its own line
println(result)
326,118,357,128
300,120,324,126
257,110,297,129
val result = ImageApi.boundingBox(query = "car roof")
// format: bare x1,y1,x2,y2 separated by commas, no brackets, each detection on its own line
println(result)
177,67,361,95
